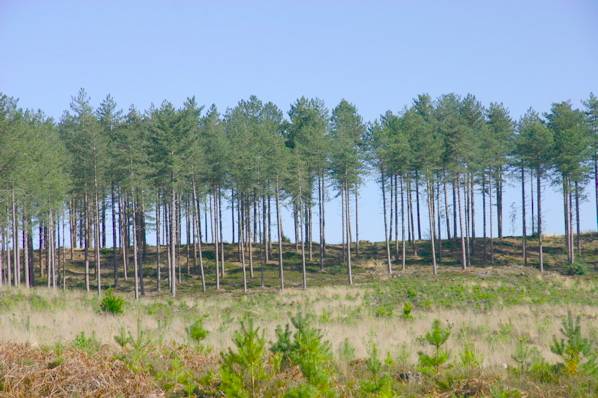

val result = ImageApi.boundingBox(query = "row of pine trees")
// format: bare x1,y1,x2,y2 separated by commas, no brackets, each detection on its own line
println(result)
0,90,596,296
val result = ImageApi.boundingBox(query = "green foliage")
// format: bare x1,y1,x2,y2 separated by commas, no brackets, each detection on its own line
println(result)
417,319,451,375
459,342,481,369
511,338,540,373
402,301,413,320
271,313,335,396
565,260,588,276
99,289,125,315
220,319,269,398
186,317,208,345
337,338,356,363
359,343,395,397
550,312,597,376
72,331,101,354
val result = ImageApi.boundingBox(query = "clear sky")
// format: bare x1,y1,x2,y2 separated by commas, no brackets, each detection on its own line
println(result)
1,0,598,243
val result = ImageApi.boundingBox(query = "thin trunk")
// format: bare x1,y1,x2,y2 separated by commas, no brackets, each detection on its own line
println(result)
456,175,467,269
111,185,118,288
132,196,139,300
212,189,220,290
489,175,494,264
300,187,307,289
318,174,324,270
381,168,392,273
575,181,581,255
497,170,503,239
415,171,422,241
355,190,359,256
345,182,353,285
521,167,527,266
84,193,90,291
276,177,284,290
400,175,406,271
170,184,177,297
537,170,544,272
443,178,451,240
156,193,161,292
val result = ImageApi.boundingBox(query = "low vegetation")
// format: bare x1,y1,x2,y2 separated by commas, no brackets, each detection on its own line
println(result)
0,260,597,397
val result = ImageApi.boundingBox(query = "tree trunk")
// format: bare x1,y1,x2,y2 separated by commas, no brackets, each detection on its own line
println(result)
381,168,392,273
84,192,90,291
497,169,503,239
156,192,161,292
111,185,118,288
212,189,220,290
415,171,422,240
355,190,359,256
400,175,406,271
537,170,544,272
456,175,467,269
575,181,581,255
345,182,353,285
300,187,307,289
276,177,284,290
318,174,324,270
521,167,527,266
427,179,437,275
170,184,177,296
132,196,139,300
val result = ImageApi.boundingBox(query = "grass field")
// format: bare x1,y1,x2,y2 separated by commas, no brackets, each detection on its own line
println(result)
0,235,597,397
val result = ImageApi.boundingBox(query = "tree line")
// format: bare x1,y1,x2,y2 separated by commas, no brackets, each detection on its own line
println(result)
0,90,596,296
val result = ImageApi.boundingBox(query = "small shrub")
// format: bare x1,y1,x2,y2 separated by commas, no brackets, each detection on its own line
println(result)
511,337,540,373
186,317,208,345
220,319,269,397
72,331,101,354
459,342,481,369
360,343,395,397
99,289,125,315
550,312,597,376
565,260,588,276
271,313,335,395
401,302,413,320
417,319,451,375
337,338,356,363
374,304,393,318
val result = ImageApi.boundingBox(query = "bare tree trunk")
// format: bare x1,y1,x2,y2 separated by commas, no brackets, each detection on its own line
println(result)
575,181,581,255
111,185,118,288
192,182,206,292
318,174,324,270
415,171,422,240
132,196,139,300
84,193,90,291
345,182,353,285
521,167,527,266
240,195,247,292
569,182,575,264
156,192,161,292
355,190,359,256
300,187,307,289
400,175,406,271
427,180,438,275
276,177,284,290
497,169,503,239
489,176,494,264
381,169,392,273
212,189,220,290
170,184,177,296
23,213,29,288
443,177,451,240
218,187,224,276
482,174,487,260
456,175,467,269
537,170,544,272
12,189,19,286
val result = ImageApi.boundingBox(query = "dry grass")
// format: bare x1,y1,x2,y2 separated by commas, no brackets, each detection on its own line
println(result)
0,344,162,397
1,277,596,369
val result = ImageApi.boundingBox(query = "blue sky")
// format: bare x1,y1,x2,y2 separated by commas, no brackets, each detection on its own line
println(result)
1,0,598,242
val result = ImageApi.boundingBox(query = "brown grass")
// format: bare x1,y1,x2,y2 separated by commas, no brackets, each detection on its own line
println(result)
0,344,162,397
